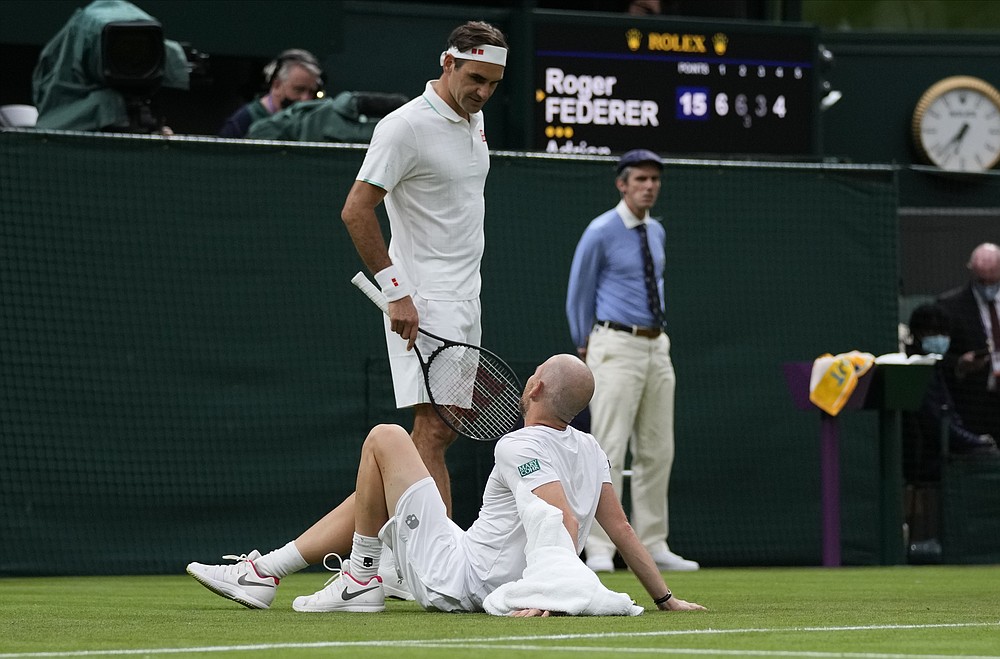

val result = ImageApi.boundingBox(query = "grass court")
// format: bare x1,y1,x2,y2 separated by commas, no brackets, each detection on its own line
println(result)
2,565,999,658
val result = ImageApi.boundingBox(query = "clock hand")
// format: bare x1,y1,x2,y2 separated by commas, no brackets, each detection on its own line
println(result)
953,122,970,145
934,122,971,159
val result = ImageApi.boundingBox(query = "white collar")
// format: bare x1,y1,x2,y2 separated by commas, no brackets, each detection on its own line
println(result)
616,199,649,229
422,80,482,124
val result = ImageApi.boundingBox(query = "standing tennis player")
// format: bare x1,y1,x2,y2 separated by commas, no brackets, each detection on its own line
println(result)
185,21,508,604
341,20,508,517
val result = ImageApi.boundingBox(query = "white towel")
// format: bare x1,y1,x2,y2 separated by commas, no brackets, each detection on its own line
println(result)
874,352,940,365
482,483,644,617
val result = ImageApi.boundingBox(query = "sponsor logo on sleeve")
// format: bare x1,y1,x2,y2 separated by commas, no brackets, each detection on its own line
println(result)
518,459,541,477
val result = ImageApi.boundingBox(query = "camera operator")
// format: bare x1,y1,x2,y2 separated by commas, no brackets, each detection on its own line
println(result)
218,49,323,139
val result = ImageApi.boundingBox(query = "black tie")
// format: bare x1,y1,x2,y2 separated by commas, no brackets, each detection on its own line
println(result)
636,223,665,328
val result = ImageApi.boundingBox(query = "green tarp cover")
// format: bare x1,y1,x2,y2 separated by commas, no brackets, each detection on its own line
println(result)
31,0,189,131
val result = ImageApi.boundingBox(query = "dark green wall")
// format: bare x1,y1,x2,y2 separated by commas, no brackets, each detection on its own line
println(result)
0,0,348,57
1,130,899,574
819,32,1000,178
3,0,999,576
5,0,1000,195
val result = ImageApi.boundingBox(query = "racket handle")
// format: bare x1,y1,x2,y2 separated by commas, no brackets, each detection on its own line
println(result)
351,271,390,315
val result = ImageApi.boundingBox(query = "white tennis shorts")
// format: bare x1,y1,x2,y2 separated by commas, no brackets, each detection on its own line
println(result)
383,295,482,408
378,476,476,612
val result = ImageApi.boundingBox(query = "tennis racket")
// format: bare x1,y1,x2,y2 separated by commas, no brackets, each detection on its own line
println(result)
350,271,522,442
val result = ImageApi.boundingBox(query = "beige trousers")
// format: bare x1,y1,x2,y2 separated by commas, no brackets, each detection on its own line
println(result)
584,324,676,559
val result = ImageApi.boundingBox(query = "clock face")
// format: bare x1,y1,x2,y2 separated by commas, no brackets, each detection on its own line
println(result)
913,77,1000,172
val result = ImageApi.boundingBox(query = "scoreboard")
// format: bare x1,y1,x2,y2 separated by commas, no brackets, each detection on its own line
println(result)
533,18,819,157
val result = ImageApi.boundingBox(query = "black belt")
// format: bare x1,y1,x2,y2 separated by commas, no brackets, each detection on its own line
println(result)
597,320,661,338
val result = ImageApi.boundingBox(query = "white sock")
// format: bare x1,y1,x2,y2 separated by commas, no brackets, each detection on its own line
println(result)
380,544,397,576
254,541,308,580
349,532,382,582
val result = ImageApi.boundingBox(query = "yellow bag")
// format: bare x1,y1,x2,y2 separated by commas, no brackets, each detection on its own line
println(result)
808,351,875,416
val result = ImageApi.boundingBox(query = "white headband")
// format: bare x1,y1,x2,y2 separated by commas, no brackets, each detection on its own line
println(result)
439,44,508,67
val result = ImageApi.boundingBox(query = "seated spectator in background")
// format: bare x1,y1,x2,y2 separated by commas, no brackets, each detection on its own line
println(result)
903,302,998,484
901,303,997,562
937,242,1000,443
246,91,407,143
218,49,322,138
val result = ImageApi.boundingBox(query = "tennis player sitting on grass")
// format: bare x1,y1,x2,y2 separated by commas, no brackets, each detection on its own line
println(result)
187,354,706,615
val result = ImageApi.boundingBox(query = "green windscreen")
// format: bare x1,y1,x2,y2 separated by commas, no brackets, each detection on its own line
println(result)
2,130,919,575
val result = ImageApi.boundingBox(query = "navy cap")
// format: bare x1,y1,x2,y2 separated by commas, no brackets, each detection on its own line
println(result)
616,149,663,173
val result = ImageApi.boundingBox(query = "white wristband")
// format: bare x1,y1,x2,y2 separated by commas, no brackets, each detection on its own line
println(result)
374,265,412,302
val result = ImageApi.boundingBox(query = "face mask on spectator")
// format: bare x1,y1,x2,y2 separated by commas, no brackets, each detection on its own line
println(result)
974,281,1000,301
921,335,950,355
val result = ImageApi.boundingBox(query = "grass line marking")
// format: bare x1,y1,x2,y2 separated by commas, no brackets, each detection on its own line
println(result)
1,621,997,659
403,643,1000,659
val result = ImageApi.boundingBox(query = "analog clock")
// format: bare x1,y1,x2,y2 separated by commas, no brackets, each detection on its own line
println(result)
912,75,1000,172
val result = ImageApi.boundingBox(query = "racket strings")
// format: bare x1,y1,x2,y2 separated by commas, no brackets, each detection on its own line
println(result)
426,346,521,440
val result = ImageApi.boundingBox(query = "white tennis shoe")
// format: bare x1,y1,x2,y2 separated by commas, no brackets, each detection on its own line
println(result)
652,550,700,572
186,550,278,609
585,554,615,573
378,549,415,601
292,553,385,613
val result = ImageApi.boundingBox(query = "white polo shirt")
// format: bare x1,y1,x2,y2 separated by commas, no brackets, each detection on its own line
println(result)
461,424,611,607
356,80,490,301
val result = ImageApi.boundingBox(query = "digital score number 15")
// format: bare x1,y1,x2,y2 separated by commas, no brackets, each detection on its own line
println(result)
676,86,788,128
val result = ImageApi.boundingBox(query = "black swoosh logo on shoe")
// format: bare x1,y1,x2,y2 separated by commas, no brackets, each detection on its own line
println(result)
341,585,379,601
237,574,273,589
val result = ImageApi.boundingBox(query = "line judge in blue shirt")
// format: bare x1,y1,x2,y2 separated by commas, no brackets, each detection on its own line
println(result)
566,149,699,573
